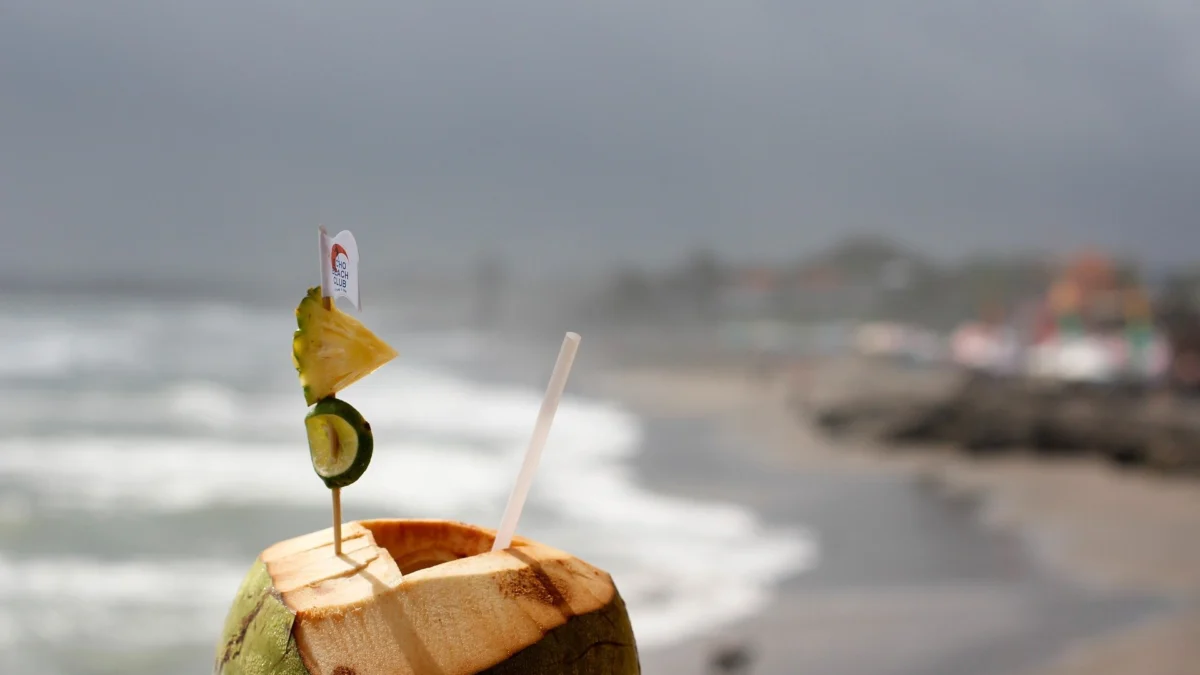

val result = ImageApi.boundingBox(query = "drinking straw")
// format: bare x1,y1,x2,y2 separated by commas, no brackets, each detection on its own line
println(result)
492,332,581,552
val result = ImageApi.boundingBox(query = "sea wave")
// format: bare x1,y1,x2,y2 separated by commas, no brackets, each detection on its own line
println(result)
0,419,814,650
0,523,812,652
0,553,246,652
0,366,637,449
0,299,817,655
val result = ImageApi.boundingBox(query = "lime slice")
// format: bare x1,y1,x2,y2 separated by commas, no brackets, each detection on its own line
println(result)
305,397,374,489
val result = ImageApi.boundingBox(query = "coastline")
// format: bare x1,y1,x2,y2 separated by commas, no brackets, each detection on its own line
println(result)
596,360,1200,675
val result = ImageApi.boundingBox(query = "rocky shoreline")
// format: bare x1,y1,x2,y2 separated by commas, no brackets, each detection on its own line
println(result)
798,359,1200,476
601,359,1200,675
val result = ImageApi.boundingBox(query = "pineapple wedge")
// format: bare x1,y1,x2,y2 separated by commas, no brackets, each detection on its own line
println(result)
293,287,398,405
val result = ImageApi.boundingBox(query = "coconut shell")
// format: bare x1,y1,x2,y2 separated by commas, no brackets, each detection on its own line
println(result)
214,519,640,675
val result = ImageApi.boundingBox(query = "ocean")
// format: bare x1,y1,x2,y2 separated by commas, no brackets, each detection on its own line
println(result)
0,293,815,674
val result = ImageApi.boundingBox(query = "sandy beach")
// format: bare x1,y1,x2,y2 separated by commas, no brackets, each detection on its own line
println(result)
597,360,1200,675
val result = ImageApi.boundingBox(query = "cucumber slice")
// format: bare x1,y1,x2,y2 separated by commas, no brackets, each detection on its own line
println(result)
305,397,373,489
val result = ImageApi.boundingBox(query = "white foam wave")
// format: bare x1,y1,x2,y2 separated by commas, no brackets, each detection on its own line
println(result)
0,366,639,452
0,300,289,380
0,529,811,654
0,436,511,514
0,321,151,378
0,554,244,606
0,301,817,652
0,429,815,649
0,553,245,651
0,299,488,382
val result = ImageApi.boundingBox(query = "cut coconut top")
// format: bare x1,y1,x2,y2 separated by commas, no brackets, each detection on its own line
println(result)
254,520,619,675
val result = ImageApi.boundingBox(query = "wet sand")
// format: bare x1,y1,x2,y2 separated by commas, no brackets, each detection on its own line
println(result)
597,362,1200,675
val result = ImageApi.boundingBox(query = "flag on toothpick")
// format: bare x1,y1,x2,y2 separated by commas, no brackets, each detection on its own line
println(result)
319,226,361,310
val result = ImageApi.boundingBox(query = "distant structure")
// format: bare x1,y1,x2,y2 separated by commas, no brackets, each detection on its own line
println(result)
1045,249,1149,333
1003,249,1168,383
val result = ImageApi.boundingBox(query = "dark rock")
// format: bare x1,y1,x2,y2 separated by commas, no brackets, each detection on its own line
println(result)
708,643,755,674
802,362,1200,477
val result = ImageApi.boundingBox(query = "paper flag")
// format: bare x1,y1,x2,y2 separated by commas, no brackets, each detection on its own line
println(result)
319,226,361,310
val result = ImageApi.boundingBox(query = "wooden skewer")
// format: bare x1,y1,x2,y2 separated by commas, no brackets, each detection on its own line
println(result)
320,294,344,556
331,489,343,555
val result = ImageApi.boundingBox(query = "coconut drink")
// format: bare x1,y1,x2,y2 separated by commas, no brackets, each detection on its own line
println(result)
215,234,637,673
214,520,639,675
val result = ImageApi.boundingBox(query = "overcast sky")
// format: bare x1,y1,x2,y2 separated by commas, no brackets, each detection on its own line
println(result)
3,1,1200,285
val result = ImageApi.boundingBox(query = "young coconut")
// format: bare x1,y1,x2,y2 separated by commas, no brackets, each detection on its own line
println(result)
214,519,640,675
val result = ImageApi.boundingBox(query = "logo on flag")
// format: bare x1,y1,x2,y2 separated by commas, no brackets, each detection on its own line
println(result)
319,227,361,310
330,243,350,293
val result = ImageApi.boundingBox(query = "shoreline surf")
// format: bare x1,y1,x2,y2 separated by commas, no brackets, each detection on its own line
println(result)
0,296,817,672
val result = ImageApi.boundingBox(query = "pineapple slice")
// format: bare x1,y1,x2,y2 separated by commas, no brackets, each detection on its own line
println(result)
293,287,398,405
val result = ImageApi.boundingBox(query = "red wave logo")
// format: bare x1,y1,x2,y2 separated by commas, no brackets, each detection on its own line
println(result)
330,243,348,271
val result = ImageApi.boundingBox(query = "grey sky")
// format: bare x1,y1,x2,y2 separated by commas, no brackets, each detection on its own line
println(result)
3,1,1200,286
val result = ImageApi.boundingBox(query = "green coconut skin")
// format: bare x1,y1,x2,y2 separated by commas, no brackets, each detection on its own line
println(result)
213,559,309,675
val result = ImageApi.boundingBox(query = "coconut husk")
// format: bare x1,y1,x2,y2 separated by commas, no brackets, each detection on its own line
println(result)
214,519,639,675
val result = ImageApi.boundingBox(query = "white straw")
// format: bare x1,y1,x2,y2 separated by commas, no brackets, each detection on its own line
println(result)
492,332,582,552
